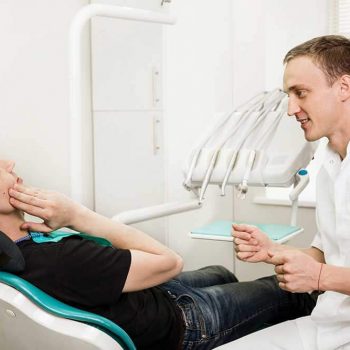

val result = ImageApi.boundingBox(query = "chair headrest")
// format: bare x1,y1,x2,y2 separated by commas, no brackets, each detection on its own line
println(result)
0,231,25,273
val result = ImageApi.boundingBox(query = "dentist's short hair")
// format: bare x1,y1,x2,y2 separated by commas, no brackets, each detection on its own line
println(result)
284,35,350,85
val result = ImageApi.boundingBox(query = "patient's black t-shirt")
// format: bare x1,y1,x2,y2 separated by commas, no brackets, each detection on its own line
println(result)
16,235,183,350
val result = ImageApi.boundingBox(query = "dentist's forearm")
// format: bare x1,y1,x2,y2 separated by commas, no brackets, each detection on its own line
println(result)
319,264,350,295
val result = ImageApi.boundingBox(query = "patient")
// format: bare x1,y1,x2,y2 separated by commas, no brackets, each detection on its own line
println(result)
0,159,316,349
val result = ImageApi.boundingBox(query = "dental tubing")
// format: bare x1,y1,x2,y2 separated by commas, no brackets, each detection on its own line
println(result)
184,90,288,200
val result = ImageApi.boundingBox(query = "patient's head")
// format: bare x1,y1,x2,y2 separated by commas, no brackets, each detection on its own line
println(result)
284,35,350,86
0,160,22,214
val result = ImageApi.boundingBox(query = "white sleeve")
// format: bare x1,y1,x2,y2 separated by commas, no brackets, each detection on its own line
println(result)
311,231,323,251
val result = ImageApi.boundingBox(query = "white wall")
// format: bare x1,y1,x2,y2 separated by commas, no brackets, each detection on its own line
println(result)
0,0,89,193
264,0,330,89
164,0,235,271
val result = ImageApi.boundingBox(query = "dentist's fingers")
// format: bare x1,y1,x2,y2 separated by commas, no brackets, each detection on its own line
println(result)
234,244,261,253
236,252,255,260
275,264,285,275
234,237,258,245
268,252,286,266
232,230,252,241
232,224,256,233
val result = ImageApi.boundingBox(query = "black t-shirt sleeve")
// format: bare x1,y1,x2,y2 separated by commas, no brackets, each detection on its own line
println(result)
56,236,131,307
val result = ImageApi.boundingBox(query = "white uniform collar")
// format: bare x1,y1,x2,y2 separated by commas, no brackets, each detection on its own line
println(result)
323,140,350,160
322,140,350,177
347,141,350,159
323,142,341,178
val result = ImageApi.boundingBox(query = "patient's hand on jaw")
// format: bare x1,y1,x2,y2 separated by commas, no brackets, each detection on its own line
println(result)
232,224,275,263
8,183,80,233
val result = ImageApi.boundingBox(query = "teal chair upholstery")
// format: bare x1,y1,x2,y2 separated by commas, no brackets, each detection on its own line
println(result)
0,273,136,350
0,230,136,350
0,271,136,350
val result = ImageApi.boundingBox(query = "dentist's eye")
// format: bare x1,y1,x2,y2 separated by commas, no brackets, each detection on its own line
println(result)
296,90,306,98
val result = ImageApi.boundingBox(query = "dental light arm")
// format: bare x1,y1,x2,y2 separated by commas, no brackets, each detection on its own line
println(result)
113,200,202,225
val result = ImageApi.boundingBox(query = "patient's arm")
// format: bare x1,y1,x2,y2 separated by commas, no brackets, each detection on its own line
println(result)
9,184,184,292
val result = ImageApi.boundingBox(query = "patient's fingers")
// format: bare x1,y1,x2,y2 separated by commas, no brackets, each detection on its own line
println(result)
9,187,47,209
12,183,47,200
9,196,45,217
8,185,48,217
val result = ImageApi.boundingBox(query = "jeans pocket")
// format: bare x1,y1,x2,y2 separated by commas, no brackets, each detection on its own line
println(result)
177,295,202,331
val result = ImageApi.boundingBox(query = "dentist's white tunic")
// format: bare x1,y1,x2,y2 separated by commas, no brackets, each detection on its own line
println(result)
216,143,350,350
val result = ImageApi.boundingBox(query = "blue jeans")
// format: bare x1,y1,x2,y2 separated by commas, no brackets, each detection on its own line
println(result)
159,266,317,350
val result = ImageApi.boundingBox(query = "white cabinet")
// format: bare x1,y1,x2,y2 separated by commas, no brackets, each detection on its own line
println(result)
91,0,167,242
91,16,163,110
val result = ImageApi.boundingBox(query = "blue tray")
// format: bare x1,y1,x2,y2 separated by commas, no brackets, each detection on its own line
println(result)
191,220,302,241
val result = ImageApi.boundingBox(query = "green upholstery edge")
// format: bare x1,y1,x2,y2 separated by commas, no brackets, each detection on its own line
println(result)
0,272,136,350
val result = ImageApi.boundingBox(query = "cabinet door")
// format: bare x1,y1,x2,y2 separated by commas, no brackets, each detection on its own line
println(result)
93,111,165,242
91,10,163,111
91,8,165,242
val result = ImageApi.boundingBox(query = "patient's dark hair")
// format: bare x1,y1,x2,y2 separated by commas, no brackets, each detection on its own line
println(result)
284,35,350,85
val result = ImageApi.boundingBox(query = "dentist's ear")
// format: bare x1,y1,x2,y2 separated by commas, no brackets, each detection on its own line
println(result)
338,75,350,102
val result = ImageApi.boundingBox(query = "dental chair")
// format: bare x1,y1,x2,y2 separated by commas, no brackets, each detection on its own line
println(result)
0,231,136,350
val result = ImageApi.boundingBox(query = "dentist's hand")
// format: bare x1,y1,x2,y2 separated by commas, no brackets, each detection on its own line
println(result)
269,250,321,292
9,183,80,233
232,224,275,263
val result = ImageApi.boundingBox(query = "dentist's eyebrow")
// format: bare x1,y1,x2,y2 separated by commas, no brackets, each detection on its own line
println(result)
285,84,309,93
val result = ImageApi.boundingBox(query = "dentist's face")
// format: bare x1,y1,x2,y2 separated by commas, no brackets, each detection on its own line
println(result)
0,160,22,214
283,56,340,142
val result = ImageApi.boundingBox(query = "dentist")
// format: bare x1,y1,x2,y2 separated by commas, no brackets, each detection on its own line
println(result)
220,35,350,350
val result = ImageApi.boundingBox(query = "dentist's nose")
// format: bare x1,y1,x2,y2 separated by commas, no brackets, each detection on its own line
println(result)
287,97,301,117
